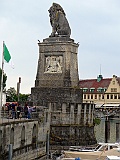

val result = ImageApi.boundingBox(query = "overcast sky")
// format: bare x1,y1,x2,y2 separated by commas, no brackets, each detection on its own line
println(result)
0,0,120,94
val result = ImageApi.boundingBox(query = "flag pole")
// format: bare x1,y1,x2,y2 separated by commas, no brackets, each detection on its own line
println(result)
0,41,4,120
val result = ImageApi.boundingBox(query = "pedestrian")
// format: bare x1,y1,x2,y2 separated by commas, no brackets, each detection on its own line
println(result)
6,103,12,118
24,104,28,119
28,106,36,119
11,103,16,119
17,104,21,119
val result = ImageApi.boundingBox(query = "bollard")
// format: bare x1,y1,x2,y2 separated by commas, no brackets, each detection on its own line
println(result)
8,144,13,160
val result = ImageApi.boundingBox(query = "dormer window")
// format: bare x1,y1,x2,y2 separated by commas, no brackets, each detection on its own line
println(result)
83,88,88,92
90,88,95,92
97,87,104,92
104,88,107,92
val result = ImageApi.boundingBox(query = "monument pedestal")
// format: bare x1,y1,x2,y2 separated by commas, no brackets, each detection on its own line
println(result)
31,37,82,106
31,37,97,147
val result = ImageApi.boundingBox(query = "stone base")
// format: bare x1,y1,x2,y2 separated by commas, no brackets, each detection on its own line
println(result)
31,87,82,106
43,36,74,43
50,125,97,149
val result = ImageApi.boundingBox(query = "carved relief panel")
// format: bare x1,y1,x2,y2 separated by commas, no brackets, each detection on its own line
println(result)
45,55,63,73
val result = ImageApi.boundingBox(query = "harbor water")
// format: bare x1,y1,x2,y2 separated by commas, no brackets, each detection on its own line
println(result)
94,118,120,143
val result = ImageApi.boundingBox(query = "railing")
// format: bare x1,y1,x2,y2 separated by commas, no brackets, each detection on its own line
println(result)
0,110,42,123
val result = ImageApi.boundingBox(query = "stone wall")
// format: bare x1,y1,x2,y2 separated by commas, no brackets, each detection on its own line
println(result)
48,102,97,150
0,111,50,160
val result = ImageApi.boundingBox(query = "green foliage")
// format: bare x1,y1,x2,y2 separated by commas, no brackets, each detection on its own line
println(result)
6,87,17,102
19,93,30,102
93,117,101,126
0,68,7,90
6,87,30,103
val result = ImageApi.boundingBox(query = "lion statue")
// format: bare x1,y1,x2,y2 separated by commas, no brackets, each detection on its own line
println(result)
48,3,71,37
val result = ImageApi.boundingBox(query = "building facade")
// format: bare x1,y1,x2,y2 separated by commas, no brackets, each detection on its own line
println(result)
79,75,120,106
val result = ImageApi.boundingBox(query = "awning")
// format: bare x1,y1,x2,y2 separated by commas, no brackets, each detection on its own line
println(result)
103,104,120,107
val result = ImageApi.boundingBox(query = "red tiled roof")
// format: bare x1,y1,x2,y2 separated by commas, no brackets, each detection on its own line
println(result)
79,78,111,91
116,77,120,85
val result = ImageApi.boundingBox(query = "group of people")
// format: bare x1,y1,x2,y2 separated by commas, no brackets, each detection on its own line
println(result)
5,103,36,119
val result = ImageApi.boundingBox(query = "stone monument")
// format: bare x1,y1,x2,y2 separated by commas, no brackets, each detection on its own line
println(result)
31,3,82,106
31,3,97,148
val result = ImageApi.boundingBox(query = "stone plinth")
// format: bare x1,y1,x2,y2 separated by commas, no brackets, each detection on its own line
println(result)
31,37,82,106
31,36,97,148
31,87,82,106
35,37,79,88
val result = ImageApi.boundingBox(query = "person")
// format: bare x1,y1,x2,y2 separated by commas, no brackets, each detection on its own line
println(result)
24,104,28,119
11,103,16,119
28,106,36,119
6,103,12,118
17,104,21,119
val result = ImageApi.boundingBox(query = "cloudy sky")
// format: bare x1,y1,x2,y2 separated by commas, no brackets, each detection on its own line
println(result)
0,0,120,94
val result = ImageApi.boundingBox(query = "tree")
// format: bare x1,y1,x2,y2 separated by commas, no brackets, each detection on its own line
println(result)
0,68,7,90
6,87,17,102
6,87,30,103
19,93,30,102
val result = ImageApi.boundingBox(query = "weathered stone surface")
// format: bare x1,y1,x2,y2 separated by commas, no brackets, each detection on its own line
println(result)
34,37,79,89
31,87,82,106
31,5,97,148
31,36,82,106
0,116,49,160
50,125,97,147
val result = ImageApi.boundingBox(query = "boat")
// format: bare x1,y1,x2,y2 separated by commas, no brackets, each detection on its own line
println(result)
62,143,120,160
69,143,119,152
106,156,120,160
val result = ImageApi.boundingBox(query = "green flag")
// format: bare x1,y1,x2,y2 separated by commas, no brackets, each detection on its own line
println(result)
4,43,11,63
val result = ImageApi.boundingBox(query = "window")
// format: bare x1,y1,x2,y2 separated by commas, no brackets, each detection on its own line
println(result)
90,88,95,92
91,95,93,99
111,88,117,92
83,88,88,92
104,88,107,92
118,94,120,99
113,81,115,85
95,94,97,99
99,94,101,100
107,94,109,99
102,94,104,99
97,88,104,92
88,95,90,99
114,94,117,99
84,94,86,99
110,94,113,99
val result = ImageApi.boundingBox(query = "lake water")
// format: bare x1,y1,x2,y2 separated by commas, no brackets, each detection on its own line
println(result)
94,118,120,143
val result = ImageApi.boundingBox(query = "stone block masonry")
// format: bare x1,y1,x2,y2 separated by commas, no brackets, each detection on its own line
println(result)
0,117,49,160
31,3,97,151
31,36,97,149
